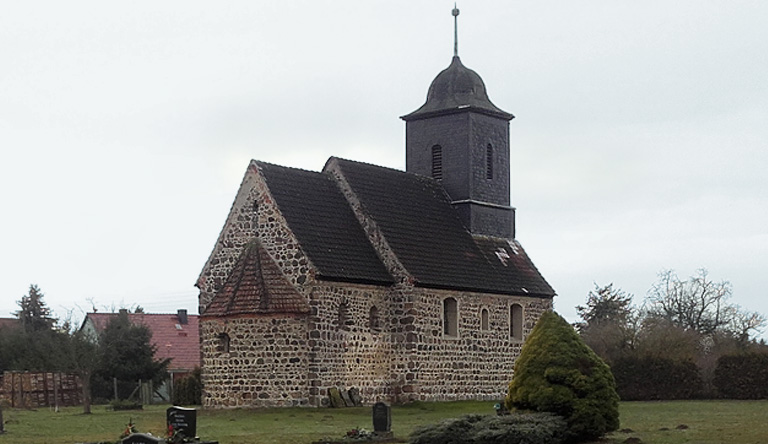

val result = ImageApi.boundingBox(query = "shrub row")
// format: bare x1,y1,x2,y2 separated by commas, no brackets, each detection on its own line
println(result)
611,356,703,400
610,352,768,400
409,413,567,444
713,353,768,399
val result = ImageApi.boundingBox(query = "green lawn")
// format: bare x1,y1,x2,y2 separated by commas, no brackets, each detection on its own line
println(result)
0,400,766,444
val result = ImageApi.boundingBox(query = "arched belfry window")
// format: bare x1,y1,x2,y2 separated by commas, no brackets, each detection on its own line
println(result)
486,144,493,180
510,304,523,340
431,145,443,180
443,297,458,337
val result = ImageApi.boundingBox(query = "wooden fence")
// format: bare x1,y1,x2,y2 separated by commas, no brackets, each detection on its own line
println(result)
0,371,82,408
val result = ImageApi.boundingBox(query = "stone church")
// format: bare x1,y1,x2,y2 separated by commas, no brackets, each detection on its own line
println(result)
197,17,555,408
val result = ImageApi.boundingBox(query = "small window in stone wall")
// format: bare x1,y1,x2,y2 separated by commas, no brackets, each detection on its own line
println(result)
480,308,489,331
510,304,523,340
338,300,353,331
443,297,458,337
369,305,381,333
216,333,231,353
486,144,493,180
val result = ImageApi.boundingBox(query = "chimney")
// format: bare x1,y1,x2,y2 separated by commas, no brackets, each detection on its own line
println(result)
177,309,188,325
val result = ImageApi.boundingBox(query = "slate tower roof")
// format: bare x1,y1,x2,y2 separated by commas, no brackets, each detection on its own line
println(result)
401,56,513,122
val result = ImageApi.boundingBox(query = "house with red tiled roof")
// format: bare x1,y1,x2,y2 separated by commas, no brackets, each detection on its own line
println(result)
80,309,200,391
0,318,19,331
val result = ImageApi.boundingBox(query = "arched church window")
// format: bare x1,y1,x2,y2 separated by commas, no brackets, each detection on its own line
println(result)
510,304,523,340
486,144,493,179
443,297,458,337
216,333,230,354
480,308,489,331
431,145,443,180
369,305,381,333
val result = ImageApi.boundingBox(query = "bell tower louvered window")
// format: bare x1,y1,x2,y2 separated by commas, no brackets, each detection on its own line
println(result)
431,145,443,180
486,144,493,179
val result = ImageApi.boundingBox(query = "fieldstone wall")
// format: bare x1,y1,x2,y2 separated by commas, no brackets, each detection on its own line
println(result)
201,315,310,408
410,289,552,401
305,283,396,406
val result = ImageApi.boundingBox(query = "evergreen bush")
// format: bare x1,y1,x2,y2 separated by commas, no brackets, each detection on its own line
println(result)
409,413,567,444
172,367,202,405
505,311,619,443
612,356,703,400
713,352,768,399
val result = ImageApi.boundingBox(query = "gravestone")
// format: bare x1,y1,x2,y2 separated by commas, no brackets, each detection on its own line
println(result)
0,405,4,434
121,433,164,444
328,387,345,408
167,406,197,439
372,402,391,433
340,388,354,407
348,387,363,407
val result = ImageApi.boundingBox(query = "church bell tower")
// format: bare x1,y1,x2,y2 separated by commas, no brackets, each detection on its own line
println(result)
401,6,516,239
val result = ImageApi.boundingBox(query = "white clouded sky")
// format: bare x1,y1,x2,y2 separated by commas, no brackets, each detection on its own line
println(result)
2,1,767,336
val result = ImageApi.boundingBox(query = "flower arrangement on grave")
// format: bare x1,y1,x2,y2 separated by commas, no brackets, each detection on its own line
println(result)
119,418,139,439
167,423,195,444
344,427,374,440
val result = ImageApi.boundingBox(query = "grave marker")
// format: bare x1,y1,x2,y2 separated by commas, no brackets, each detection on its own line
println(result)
348,388,363,407
328,387,345,408
340,388,354,407
167,406,197,439
372,402,391,433
121,433,164,444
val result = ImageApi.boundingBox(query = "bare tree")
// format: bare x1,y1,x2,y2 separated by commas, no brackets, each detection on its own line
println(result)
645,269,765,338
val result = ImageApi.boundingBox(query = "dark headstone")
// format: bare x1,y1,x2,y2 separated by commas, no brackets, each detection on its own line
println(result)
348,388,363,407
372,402,391,432
340,388,353,407
167,406,197,439
328,387,345,408
0,405,4,434
121,433,164,444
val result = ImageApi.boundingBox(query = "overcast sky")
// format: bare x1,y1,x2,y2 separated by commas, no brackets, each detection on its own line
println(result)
2,1,766,336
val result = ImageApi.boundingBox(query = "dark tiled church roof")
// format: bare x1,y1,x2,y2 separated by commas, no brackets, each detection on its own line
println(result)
256,161,394,286
328,158,553,297
203,241,310,316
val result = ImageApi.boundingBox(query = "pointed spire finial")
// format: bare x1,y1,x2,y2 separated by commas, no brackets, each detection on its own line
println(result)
452,3,460,57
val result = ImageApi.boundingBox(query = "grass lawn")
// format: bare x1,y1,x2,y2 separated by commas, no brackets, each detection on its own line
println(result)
0,400,766,444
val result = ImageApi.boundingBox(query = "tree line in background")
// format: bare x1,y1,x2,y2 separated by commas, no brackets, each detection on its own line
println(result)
0,285,170,412
576,269,768,400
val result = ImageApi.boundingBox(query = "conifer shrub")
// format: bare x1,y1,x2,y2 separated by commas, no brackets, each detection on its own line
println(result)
409,412,567,444
505,311,620,443
173,367,202,405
